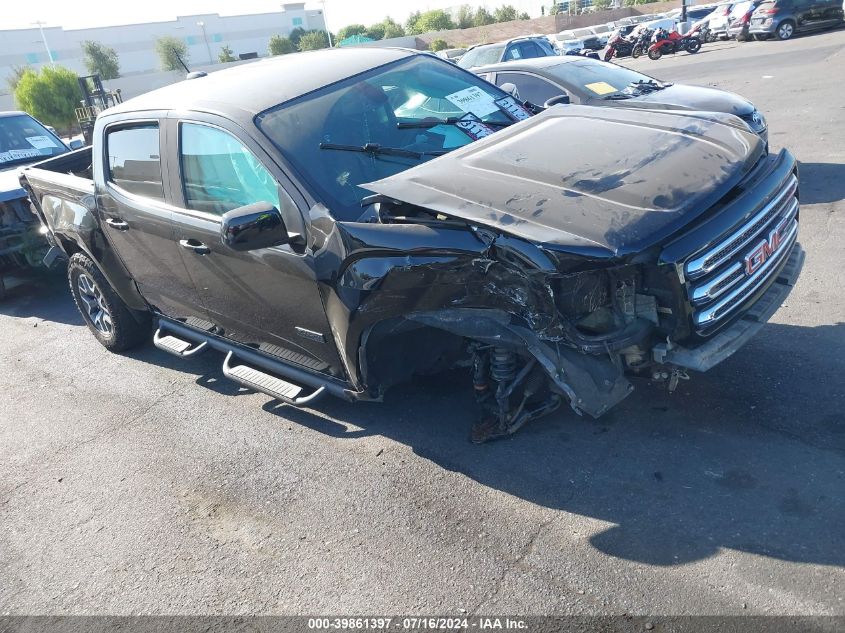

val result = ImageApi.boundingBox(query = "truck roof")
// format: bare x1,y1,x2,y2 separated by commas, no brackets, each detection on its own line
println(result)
107,47,415,118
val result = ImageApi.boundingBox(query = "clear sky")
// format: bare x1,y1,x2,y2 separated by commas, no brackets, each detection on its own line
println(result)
5,0,541,33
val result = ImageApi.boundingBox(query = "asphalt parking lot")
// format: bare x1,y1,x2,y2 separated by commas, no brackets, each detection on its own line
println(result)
2,30,844,616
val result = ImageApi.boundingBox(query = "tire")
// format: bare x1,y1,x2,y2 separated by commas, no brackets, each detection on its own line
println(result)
604,49,614,61
648,47,662,60
67,252,150,352
753,33,770,40
632,44,643,58
776,20,795,39
686,38,702,53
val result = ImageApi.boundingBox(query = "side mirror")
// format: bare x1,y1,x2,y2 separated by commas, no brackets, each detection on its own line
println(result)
544,94,571,108
500,82,520,99
221,201,289,251
68,139,84,150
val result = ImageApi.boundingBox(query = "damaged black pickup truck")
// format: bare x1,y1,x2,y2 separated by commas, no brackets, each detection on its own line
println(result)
21,48,804,442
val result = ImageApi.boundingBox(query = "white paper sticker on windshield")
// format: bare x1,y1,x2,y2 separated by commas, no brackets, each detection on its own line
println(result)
0,149,41,162
27,135,58,149
445,86,499,118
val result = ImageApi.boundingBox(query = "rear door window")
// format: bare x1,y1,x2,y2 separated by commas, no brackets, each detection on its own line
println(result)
496,72,562,105
517,42,543,59
106,124,164,201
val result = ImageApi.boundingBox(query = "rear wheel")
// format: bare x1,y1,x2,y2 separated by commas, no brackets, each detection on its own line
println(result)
686,38,702,53
776,20,795,39
648,47,662,60
632,44,643,58
604,49,614,61
67,252,150,352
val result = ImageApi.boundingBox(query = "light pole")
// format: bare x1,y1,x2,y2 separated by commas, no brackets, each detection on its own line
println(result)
319,0,333,47
197,21,213,64
31,21,55,65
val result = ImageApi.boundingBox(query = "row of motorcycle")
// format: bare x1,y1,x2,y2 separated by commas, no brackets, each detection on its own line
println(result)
604,23,712,61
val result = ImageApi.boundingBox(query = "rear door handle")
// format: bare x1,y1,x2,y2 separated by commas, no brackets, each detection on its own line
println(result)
105,218,129,230
179,239,210,255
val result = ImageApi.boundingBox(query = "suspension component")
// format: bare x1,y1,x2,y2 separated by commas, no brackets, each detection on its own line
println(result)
490,346,516,383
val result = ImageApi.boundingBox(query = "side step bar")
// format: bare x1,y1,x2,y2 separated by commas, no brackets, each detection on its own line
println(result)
153,328,208,357
153,318,357,404
223,352,326,406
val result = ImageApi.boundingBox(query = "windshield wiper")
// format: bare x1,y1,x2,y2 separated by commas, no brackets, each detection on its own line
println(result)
319,142,448,160
397,118,514,130
628,79,666,93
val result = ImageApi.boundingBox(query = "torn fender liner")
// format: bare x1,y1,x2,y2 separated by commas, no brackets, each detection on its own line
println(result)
364,105,764,258
407,308,632,418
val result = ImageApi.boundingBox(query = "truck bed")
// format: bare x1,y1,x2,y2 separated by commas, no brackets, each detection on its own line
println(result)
20,147,98,255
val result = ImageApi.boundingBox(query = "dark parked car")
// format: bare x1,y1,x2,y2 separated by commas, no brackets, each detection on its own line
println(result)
457,37,558,69
21,48,803,443
1,111,81,298
748,0,844,39
474,56,768,142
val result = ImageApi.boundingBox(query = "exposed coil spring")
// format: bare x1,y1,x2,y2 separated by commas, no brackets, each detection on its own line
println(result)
490,346,517,383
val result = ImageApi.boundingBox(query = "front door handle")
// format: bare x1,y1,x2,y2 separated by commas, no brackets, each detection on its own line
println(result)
105,218,129,230
179,239,210,255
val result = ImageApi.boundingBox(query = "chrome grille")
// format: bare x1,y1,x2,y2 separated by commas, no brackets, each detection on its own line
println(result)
686,173,799,332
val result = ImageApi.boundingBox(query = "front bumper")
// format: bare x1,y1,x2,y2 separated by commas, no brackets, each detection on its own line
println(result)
654,242,804,372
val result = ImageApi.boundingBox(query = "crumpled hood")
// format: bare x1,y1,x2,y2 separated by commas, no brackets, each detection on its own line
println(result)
363,105,764,258
625,84,755,117
0,165,27,203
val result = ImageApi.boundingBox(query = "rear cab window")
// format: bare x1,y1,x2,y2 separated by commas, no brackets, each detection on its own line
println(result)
105,124,164,200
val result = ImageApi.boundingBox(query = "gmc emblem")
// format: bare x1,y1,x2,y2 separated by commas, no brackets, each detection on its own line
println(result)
744,222,787,275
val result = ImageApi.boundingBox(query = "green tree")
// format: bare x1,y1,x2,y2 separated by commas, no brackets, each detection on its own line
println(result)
474,8,497,25
381,17,406,38
494,5,519,22
268,35,296,55
298,30,330,51
218,45,236,63
518,11,531,19
288,26,306,47
155,36,188,71
337,24,367,40
366,23,386,40
14,66,82,130
456,5,476,28
411,9,455,33
81,41,120,79
405,11,422,33
430,38,449,51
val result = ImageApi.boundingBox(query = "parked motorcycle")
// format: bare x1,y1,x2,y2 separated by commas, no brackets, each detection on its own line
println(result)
647,28,702,60
688,21,716,43
630,28,654,59
604,31,636,61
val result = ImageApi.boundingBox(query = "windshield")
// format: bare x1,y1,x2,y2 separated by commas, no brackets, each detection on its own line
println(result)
547,60,664,99
457,45,505,69
257,55,513,221
730,1,753,17
0,114,67,167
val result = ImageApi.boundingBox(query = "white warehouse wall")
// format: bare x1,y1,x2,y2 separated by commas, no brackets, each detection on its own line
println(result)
0,3,326,105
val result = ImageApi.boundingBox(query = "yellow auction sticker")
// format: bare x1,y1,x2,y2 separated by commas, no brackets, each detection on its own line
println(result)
585,81,619,95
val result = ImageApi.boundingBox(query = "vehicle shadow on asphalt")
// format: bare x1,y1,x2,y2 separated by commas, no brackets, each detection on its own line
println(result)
13,269,845,569
260,321,845,570
0,269,81,326
797,162,845,204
